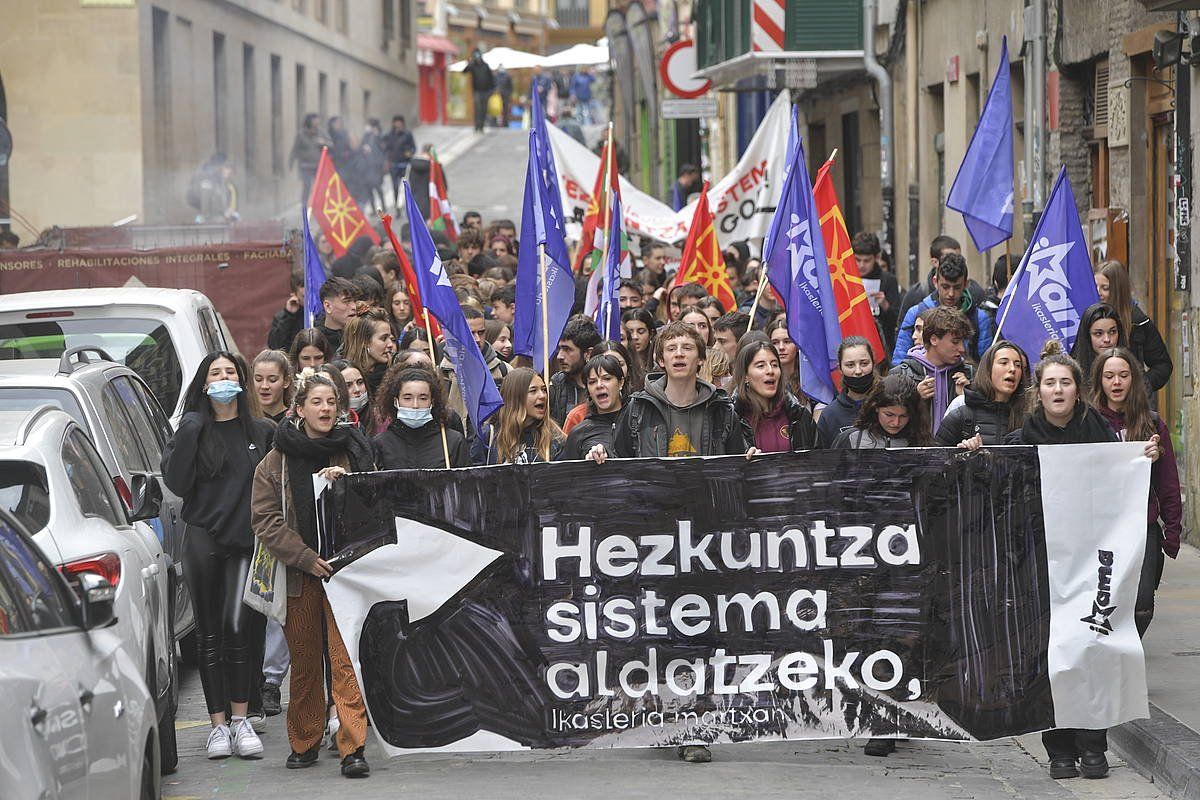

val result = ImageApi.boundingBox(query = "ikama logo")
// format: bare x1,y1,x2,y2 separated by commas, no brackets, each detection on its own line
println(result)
1080,550,1116,635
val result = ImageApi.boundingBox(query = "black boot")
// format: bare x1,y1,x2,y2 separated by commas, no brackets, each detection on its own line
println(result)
262,684,282,717
341,747,370,778
1079,751,1109,779
1048,757,1078,779
286,744,320,769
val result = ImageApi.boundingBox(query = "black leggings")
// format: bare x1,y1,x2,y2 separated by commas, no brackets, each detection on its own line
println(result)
183,527,265,715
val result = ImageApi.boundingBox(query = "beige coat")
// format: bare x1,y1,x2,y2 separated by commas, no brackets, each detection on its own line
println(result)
250,448,349,597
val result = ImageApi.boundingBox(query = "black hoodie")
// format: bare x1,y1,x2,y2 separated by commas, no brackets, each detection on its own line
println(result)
611,375,750,458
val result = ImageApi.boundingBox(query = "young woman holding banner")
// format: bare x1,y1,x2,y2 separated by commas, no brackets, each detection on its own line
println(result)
558,354,626,461
250,369,375,778
1090,347,1181,637
730,341,818,453
1007,339,1159,780
373,366,471,469
479,367,565,464
936,340,1030,448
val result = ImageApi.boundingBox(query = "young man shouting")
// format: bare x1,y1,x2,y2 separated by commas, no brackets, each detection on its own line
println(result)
893,306,974,430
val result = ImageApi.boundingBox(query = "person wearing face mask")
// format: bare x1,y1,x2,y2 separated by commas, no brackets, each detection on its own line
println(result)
330,360,373,432
250,370,375,778
372,366,471,469
1005,339,1158,781
816,337,878,447
1090,347,1181,638
937,340,1030,448
558,354,626,461
1070,304,1127,393
731,341,818,452
162,352,275,762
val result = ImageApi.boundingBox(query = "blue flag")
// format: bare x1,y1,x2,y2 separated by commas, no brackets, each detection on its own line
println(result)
513,98,574,367
597,191,623,342
947,36,1014,252
762,114,840,405
403,181,503,426
996,166,1098,364
302,210,326,329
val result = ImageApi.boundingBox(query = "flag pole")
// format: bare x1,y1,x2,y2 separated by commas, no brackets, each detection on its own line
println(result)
747,273,770,329
423,306,439,365
539,243,551,393
994,241,1023,339
439,423,451,469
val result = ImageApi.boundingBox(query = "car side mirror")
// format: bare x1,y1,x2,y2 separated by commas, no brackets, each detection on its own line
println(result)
77,572,117,629
127,472,162,523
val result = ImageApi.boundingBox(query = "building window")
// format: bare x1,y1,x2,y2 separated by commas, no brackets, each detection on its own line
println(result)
150,7,172,204
270,54,283,175
339,79,348,120
315,0,327,24
381,0,394,51
363,89,372,123
336,0,348,33
292,0,306,13
318,71,328,120
399,0,411,57
295,63,307,128
841,111,861,236
243,44,256,177
556,0,588,28
213,32,228,155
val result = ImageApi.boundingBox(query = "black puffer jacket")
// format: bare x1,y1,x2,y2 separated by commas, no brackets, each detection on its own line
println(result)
373,419,471,470
815,390,864,447
1130,306,1173,393
935,389,1017,446
558,409,621,461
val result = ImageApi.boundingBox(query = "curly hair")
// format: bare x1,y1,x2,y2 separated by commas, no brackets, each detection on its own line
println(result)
375,365,451,426
853,372,932,445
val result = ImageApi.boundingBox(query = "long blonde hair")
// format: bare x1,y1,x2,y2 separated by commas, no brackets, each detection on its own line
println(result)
493,367,563,463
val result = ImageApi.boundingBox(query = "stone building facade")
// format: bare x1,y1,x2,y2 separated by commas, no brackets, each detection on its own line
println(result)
0,0,418,232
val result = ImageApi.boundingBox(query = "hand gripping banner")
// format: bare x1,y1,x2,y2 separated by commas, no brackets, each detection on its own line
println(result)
320,444,1150,755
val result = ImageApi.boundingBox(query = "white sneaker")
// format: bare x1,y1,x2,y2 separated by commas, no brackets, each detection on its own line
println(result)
231,717,264,759
206,724,232,759
246,710,267,734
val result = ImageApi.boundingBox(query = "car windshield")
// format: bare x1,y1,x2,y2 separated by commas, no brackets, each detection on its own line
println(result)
0,388,86,428
0,318,183,413
0,461,51,533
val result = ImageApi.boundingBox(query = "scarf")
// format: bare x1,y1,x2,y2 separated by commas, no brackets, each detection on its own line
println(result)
273,419,374,549
1021,403,1117,445
908,351,962,430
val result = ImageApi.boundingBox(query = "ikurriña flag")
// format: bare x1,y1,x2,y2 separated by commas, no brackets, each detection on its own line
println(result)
427,150,459,243
763,110,841,404
676,180,736,314
995,166,1098,363
403,181,502,426
946,36,1015,252
309,147,380,257
381,213,440,337
811,160,885,362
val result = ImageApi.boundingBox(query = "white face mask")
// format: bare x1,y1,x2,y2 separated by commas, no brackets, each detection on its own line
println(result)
396,405,433,429
349,392,369,411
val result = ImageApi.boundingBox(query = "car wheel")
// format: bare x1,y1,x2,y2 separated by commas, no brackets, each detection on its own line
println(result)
141,735,159,800
159,705,178,775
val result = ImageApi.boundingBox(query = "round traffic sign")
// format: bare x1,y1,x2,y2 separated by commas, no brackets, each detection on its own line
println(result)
659,40,711,100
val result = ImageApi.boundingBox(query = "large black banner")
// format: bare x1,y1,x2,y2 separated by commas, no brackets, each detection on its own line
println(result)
321,445,1149,755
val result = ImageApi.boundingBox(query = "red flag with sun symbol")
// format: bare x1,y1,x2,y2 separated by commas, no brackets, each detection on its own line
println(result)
675,181,737,313
308,147,380,257
812,158,885,362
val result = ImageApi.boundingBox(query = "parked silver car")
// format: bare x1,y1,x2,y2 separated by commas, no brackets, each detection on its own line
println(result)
0,286,239,423
0,347,193,654
0,406,178,775
0,503,160,799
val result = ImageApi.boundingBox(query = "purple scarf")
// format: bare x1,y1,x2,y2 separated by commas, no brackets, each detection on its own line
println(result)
908,351,961,431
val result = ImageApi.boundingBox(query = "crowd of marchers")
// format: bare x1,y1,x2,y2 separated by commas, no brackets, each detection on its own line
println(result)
165,210,1177,782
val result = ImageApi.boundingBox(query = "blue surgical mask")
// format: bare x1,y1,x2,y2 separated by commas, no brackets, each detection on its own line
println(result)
206,379,242,404
396,406,433,429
